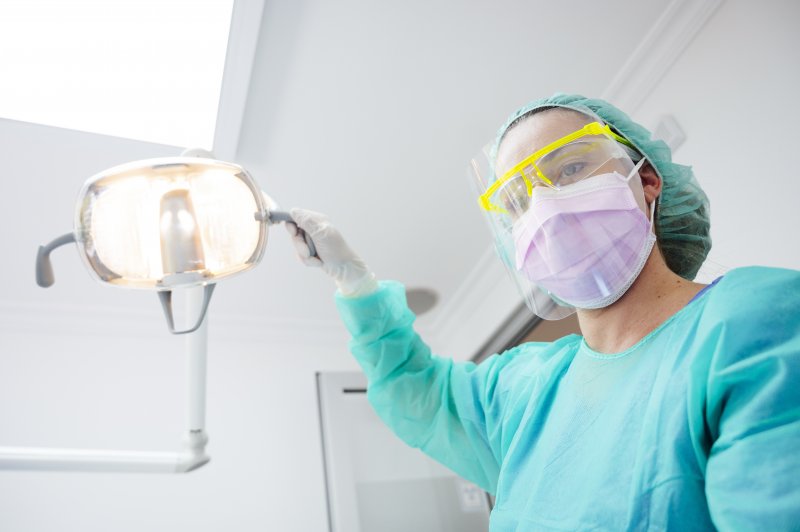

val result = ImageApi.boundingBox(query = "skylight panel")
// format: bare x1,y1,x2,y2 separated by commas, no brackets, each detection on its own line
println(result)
0,0,234,148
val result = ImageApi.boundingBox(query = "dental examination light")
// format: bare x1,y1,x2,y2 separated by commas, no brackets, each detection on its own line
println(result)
0,150,315,473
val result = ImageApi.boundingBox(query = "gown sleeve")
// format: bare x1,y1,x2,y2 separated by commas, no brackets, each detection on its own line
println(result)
700,267,800,530
335,280,541,494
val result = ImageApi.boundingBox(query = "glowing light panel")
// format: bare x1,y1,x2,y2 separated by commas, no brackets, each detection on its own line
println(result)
0,0,234,148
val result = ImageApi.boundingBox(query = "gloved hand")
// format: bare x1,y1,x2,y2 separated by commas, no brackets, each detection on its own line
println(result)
286,208,379,298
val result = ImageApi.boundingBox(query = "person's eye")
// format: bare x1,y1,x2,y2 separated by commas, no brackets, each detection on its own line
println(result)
560,161,586,180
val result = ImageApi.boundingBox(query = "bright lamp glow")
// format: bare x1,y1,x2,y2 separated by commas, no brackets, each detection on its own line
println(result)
77,158,267,289
0,0,234,147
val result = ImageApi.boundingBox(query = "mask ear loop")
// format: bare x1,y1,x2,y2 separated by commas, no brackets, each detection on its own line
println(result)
643,165,657,236
625,157,648,183
649,197,656,225
624,156,657,231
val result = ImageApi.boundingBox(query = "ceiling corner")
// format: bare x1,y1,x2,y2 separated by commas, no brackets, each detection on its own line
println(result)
213,0,266,161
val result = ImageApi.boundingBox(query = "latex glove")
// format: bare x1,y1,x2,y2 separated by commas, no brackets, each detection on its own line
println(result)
286,208,378,297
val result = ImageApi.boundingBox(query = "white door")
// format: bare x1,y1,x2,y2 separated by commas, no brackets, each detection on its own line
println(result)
317,371,491,532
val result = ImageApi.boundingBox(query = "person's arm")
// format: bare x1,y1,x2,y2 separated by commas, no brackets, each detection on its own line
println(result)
287,209,533,493
336,280,531,493
701,267,800,530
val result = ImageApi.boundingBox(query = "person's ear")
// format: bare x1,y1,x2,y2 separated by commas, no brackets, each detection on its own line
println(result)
639,161,662,206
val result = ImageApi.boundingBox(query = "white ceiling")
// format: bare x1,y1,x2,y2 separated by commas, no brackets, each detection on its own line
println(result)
0,0,718,357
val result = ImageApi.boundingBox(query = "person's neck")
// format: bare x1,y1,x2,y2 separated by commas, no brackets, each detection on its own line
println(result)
576,249,706,355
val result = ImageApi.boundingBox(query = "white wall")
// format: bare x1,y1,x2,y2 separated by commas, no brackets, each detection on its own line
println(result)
0,323,357,532
633,0,800,278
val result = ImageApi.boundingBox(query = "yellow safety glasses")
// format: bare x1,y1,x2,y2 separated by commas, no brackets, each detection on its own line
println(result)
478,122,637,215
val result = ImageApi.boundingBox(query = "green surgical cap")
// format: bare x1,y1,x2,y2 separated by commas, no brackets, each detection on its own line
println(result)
495,93,711,280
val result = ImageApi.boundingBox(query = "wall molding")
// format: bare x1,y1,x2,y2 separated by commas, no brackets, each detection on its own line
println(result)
601,0,723,114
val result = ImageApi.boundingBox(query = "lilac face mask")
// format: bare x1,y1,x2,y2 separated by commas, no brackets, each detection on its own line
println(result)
511,168,656,309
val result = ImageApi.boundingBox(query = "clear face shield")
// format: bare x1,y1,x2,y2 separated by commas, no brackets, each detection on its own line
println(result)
470,110,651,320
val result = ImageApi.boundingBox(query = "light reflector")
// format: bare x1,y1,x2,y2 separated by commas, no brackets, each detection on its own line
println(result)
75,157,267,289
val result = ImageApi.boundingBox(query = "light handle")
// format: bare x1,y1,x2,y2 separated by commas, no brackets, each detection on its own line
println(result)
35,232,76,287
261,209,318,258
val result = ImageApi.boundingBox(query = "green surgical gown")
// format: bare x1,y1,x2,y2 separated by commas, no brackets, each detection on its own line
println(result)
334,266,800,531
